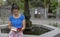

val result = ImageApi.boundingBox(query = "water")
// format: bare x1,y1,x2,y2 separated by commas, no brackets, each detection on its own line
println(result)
1,25,51,35
23,25,51,35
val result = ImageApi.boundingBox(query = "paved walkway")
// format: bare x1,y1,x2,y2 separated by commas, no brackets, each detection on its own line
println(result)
31,18,60,25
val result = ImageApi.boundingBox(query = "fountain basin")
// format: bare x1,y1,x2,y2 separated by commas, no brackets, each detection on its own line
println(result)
0,24,60,37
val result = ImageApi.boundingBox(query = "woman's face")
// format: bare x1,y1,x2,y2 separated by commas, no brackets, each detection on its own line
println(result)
13,9,19,15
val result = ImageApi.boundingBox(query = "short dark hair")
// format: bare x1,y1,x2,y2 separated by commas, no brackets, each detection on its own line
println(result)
11,3,20,11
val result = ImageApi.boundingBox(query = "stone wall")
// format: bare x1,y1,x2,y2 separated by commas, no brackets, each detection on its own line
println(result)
0,6,11,18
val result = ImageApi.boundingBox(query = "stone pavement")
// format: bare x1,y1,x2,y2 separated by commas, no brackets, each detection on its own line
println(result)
0,33,40,37
31,18,60,25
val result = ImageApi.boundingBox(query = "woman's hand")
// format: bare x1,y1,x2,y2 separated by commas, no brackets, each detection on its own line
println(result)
8,21,11,30
21,27,25,31
8,26,11,29
22,20,26,31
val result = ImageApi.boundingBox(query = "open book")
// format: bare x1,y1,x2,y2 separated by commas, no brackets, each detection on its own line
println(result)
11,27,17,31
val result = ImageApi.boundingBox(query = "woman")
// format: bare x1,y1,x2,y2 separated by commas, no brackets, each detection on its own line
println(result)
8,3,26,37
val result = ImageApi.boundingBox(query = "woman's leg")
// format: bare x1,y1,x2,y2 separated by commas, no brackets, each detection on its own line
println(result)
17,31,23,37
9,31,16,37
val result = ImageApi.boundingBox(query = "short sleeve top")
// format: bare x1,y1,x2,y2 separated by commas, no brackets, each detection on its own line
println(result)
9,14,25,28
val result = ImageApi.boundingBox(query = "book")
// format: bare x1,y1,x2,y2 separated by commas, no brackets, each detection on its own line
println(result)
11,27,17,31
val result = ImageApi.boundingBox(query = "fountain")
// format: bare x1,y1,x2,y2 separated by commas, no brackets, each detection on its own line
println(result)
1,24,60,37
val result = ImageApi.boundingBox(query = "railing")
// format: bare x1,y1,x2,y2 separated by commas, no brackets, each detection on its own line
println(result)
0,24,8,33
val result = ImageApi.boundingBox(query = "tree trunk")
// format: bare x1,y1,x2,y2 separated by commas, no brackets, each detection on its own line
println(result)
24,0,32,30
44,0,50,19
44,0,47,19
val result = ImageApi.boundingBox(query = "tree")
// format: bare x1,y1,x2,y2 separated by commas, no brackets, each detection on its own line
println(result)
24,0,32,31
50,0,58,14
44,0,50,18
7,0,24,9
29,0,44,8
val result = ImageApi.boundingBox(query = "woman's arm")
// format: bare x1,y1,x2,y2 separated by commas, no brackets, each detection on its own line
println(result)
8,21,11,29
22,20,26,31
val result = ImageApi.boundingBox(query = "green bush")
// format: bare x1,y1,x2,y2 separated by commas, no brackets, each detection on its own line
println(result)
49,22,58,27
50,0,58,15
